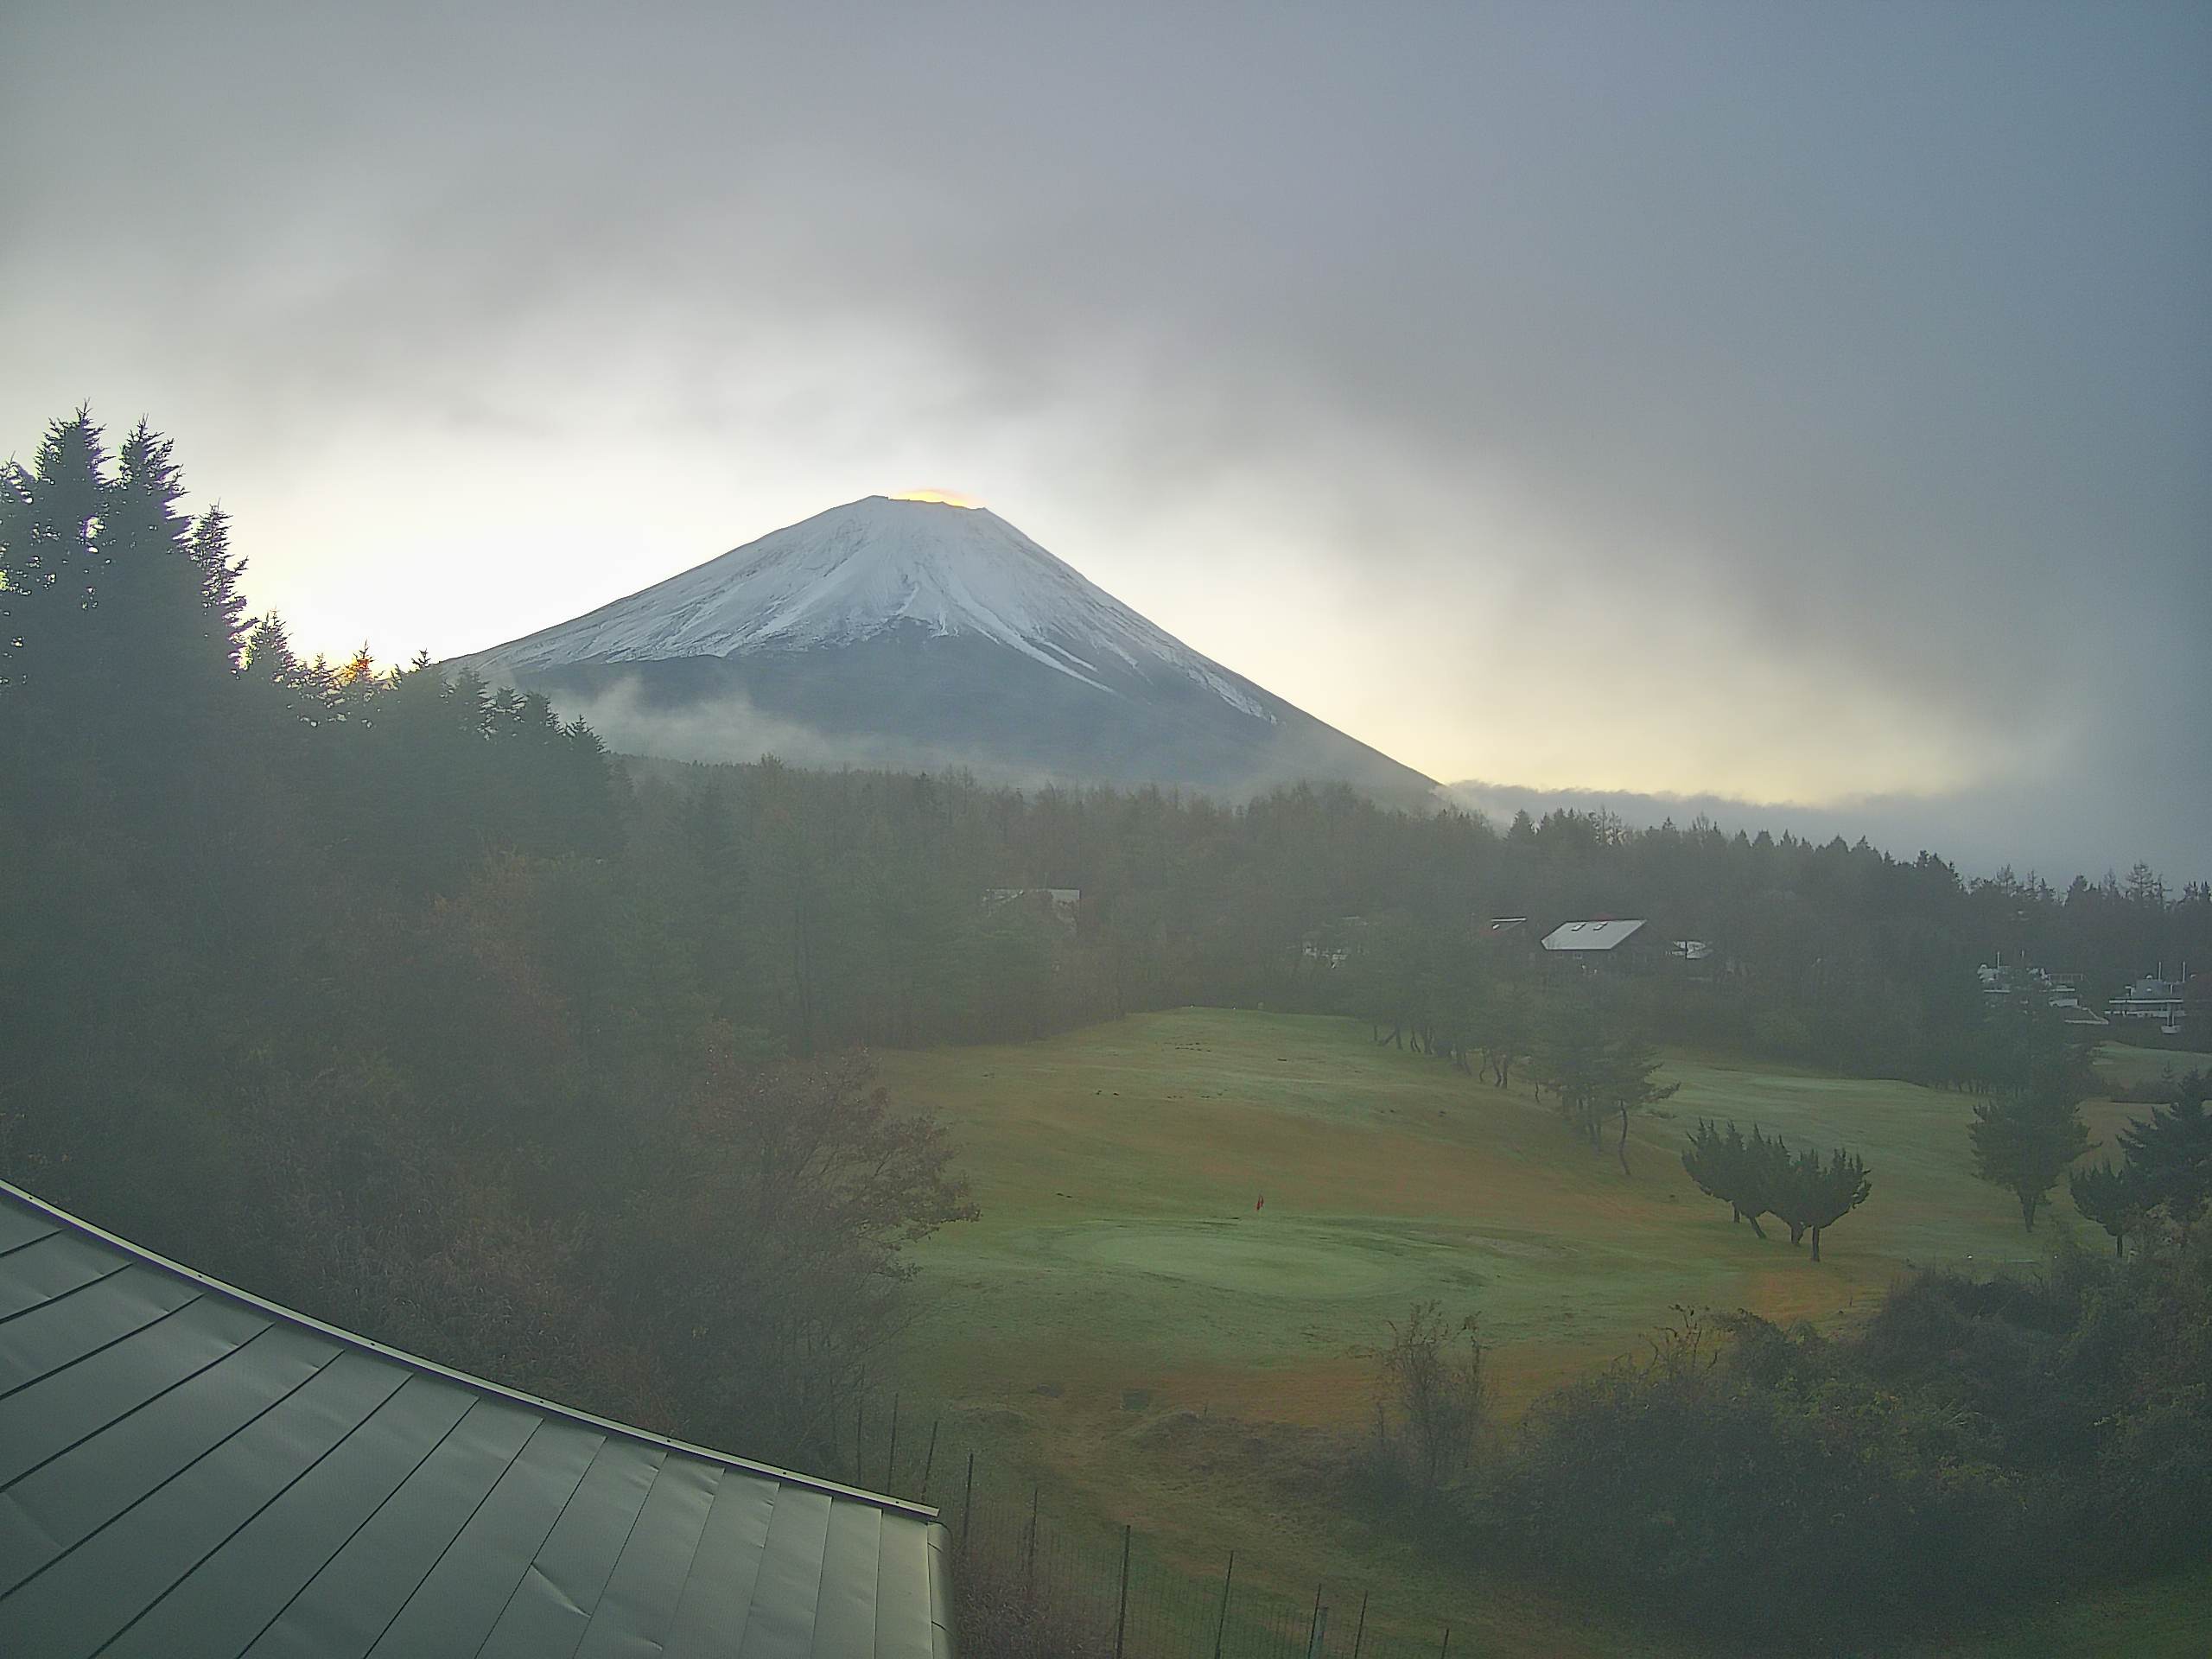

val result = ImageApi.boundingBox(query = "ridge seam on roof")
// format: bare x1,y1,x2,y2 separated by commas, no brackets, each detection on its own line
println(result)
365,1417,556,1657
231,1379,487,1656
0,1286,208,1401
0,1225,61,1262
2,1341,347,1604
468,1427,619,1657
95,1361,416,1656
0,1257,132,1326
1,1314,279,1496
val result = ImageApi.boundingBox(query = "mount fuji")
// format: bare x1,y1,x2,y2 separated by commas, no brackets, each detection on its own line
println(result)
450,495,1434,798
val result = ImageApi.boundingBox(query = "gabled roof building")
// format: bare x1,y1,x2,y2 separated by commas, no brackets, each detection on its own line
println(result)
0,1179,954,1659
1540,918,1649,953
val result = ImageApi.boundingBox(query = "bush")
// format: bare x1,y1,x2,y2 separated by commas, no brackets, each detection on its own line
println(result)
1459,1237,2212,1649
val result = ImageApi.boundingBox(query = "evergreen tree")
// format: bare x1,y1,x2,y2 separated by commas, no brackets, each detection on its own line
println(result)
1772,1146,1872,1261
1598,1032,1679,1175
2113,1072,2212,1239
1970,1081,2094,1230
0,410,108,705
2069,1159,2145,1256
1532,995,1609,1147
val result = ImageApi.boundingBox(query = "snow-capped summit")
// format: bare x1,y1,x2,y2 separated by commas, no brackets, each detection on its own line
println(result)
474,495,1268,719
452,497,1433,799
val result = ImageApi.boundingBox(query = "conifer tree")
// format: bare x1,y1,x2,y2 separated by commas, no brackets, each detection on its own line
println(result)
1970,1080,2094,1231
1599,1032,1680,1175
2068,1159,2144,1256
2113,1072,2212,1239
1775,1146,1872,1261
0,410,108,702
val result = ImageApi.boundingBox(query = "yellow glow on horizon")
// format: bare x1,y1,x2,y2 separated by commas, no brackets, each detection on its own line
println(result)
891,488,986,509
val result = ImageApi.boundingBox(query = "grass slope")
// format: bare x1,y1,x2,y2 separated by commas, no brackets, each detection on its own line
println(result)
884,1013,2194,1655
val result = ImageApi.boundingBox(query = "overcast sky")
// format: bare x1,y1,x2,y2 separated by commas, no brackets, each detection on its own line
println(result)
4,3,2206,878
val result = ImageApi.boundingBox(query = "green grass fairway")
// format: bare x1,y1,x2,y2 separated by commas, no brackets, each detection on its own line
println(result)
882,1012,2193,1654
889,1011,2050,1421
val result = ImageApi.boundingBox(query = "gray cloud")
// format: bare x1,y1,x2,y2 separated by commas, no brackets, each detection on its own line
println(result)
3,2,2206,879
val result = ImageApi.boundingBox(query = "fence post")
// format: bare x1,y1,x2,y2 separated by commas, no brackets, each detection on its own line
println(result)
959,1452,975,1560
885,1395,900,1493
1024,1483,1039,1598
1307,1605,1329,1659
855,1399,864,1485
920,1420,939,1500
1351,1590,1369,1659
1439,1624,1451,1657
1211,1550,1236,1659
1306,1580,1324,1653
1113,1523,1130,1659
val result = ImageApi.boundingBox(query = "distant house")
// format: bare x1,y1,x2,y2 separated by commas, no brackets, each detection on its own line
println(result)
1669,938,1720,976
2107,973,2190,1033
1541,918,1648,954
1540,918,1660,972
982,887,1081,930
1481,916,1530,942
1980,958,2109,1026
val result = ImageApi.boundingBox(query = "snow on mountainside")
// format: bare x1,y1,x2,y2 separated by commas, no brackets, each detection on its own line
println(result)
471,495,1272,721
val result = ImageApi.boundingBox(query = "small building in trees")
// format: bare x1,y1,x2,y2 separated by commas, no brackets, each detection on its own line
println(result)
982,886,1081,931
1540,918,1659,972
1980,957,2107,1026
0,1179,957,1658
2107,972,2190,1033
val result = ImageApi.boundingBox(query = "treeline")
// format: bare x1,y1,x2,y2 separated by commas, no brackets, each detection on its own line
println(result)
595,757,2210,1083
1,413,974,1471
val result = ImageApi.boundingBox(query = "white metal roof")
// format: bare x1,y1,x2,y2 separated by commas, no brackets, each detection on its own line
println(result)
1540,918,1648,952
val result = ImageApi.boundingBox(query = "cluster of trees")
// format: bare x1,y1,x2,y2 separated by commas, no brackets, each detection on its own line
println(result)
2071,1070,2212,1255
1681,1122,1873,1261
1375,1231,2212,1647
1,413,974,1468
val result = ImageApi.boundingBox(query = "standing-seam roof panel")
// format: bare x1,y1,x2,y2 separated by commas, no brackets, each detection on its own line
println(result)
101,1374,476,1659
0,1180,954,1658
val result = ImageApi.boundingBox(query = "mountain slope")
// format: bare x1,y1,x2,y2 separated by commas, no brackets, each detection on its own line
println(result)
452,496,1433,798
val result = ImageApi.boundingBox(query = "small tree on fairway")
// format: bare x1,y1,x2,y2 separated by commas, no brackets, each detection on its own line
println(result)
1532,998,1609,1147
1682,1121,1764,1236
1774,1147,1872,1261
1971,1083,2093,1231
1472,973,1534,1089
1738,1125,1791,1238
1682,1119,1737,1218
2069,1160,2144,1256
1599,1033,1679,1176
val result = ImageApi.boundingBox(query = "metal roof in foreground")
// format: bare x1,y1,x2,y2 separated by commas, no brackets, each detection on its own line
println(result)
0,1179,953,1659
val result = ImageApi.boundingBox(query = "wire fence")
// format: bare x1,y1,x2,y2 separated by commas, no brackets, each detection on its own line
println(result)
847,1397,1461,1659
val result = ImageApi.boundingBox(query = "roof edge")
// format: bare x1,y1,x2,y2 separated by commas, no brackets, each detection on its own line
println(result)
0,1177,938,1522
